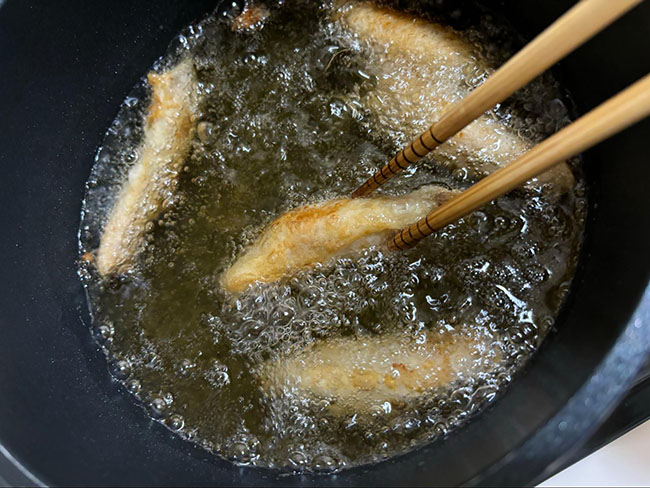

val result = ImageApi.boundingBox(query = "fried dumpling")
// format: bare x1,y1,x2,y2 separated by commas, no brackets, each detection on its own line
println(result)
222,185,455,293
333,1,574,194
96,59,199,275
260,326,503,410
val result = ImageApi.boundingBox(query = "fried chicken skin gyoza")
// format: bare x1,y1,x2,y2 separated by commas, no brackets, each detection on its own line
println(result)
222,185,456,293
333,1,575,194
260,326,503,411
96,59,199,276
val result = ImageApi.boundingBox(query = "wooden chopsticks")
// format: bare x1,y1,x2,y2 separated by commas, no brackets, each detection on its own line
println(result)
351,0,644,198
388,73,650,251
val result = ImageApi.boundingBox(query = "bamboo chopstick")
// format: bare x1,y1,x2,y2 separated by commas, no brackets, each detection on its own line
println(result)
388,73,650,252
351,0,644,198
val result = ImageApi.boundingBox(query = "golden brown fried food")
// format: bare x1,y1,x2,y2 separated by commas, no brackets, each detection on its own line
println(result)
260,326,503,409
222,185,455,293
232,2,270,32
96,59,198,275
333,1,574,194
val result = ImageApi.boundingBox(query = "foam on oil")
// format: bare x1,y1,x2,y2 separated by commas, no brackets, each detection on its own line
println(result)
79,0,586,473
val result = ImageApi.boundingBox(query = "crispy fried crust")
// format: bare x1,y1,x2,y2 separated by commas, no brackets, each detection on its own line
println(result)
334,1,574,194
96,59,198,276
222,185,456,293
260,327,503,409
232,2,270,32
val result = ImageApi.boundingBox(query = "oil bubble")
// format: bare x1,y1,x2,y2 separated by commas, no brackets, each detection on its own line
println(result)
95,323,114,344
197,121,214,144
403,417,421,433
227,442,251,464
288,450,307,470
178,359,195,376
110,359,131,380
149,396,169,419
166,414,185,431
433,422,448,437
126,379,141,395
312,453,338,473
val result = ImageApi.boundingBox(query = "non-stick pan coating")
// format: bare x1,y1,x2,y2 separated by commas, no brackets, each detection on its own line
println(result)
0,0,649,485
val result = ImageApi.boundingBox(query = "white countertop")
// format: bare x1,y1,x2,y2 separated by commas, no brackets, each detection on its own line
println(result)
540,419,650,487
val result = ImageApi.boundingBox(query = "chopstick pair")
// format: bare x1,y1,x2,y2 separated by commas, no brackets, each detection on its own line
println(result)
347,0,648,251
389,73,650,251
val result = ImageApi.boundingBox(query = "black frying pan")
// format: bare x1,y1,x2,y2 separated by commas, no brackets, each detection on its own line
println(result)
1,0,649,486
